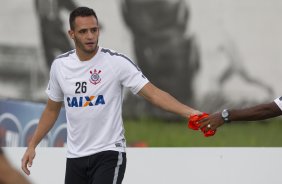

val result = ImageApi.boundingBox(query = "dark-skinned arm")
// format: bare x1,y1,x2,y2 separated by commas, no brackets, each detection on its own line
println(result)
200,102,282,130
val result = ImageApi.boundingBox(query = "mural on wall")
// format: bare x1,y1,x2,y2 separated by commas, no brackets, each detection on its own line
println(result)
0,0,281,120
121,0,200,119
35,0,77,69
195,34,274,112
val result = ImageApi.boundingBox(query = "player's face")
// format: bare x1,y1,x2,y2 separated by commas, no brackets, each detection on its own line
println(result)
69,16,99,60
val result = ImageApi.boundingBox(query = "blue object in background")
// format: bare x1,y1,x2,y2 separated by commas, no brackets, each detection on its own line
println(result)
0,99,67,147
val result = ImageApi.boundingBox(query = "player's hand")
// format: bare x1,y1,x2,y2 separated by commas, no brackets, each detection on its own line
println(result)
190,110,202,117
21,147,36,175
188,112,216,137
187,110,202,121
199,112,224,130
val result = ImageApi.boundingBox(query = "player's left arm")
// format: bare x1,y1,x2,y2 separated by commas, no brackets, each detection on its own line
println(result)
227,102,282,121
138,82,201,118
199,102,282,130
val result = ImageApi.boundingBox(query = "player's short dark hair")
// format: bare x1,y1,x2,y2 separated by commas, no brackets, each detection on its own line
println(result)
69,7,98,30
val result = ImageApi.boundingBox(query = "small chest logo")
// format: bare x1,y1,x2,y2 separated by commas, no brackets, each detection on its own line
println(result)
89,69,101,85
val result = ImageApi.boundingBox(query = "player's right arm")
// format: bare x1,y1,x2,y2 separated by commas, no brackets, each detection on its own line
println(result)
21,99,62,175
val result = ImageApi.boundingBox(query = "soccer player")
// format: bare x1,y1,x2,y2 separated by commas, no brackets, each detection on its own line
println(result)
0,148,31,184
21,7,201,184
199,97,282,130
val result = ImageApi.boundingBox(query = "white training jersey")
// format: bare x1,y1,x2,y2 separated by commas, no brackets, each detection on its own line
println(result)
274,96,282,111
46,47,149,158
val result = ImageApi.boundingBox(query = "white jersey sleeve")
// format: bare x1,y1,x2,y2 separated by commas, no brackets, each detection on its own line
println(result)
114,54,149,94
45,60,64,102
274,96,282,111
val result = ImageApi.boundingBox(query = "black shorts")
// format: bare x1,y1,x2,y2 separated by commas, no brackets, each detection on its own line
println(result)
65,151,126,184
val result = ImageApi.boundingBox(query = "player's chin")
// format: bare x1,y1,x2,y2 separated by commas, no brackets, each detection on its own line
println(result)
84,46,97,53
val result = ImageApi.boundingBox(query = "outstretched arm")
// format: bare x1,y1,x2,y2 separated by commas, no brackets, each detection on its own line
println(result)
200,101,282,130
21,99,62,175
138,82,201,118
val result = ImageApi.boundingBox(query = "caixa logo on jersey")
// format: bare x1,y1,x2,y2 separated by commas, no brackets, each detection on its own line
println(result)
22,119,52,147
52,124,67,147
67,95,105,107
0,113,22,147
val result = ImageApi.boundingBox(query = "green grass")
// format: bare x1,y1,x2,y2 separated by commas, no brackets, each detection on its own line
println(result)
124,117,282,147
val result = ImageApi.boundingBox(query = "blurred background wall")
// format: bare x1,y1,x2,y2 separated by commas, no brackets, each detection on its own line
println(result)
4,147,282,184
0,0,281,118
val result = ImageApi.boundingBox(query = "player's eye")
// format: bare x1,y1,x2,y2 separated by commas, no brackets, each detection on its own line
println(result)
91,28,98,33
79,29,87,34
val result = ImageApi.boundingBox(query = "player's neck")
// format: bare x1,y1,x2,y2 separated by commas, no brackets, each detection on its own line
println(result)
76,46,99,61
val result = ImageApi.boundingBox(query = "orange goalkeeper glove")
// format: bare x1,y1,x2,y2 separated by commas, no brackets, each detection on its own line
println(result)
188,113,216,137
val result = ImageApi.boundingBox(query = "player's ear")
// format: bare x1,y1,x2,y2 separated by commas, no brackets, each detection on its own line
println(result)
68,30,74,40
